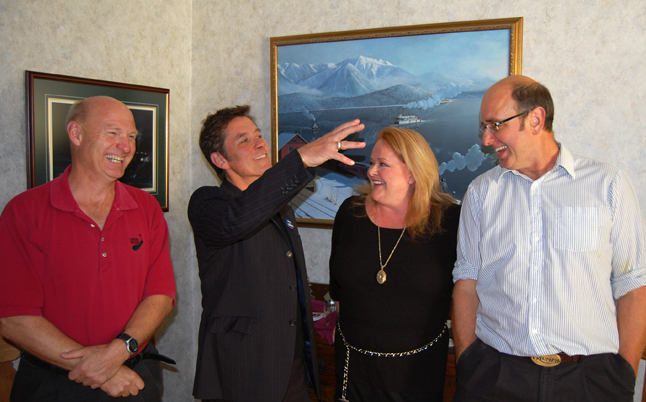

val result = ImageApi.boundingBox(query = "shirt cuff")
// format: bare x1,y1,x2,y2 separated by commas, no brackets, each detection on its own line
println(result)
612,268,646,299
452,261,479,283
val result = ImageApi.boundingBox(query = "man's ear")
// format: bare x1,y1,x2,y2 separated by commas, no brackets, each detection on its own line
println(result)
67,121,83,147
210,152,230,170
528,107,546,134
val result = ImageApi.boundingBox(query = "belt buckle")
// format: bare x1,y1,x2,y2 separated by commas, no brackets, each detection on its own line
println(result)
531,354,561,367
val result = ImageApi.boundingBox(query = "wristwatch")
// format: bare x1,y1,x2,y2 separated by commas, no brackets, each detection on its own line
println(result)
116,332,139,355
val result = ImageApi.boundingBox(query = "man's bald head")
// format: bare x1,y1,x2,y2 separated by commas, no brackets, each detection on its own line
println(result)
65,96,133,127
483,75,554,133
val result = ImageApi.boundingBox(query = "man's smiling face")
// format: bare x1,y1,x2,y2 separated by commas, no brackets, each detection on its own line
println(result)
217,116,271,190
73,97,138,184
480,83,535,175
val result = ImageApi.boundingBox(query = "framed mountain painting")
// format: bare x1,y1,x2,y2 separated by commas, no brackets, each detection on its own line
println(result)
270,18,522,227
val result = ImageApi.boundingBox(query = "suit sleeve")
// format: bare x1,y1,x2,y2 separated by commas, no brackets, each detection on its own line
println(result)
188,151,315,249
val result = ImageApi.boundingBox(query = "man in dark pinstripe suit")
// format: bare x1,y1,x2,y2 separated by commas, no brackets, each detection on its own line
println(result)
189,105,364,402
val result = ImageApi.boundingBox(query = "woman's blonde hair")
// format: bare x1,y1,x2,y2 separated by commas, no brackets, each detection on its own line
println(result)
356,127,455,238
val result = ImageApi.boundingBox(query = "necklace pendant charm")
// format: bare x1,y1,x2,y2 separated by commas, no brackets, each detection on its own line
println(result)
376,269,387,284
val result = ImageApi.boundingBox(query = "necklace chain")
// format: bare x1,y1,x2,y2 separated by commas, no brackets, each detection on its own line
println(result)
376,206,406,284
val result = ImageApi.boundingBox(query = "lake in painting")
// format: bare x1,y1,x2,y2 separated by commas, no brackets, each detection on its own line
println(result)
279,96,497,220
274,27,513,220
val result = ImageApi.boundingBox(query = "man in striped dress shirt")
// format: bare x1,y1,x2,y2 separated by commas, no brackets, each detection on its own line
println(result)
452,75,646,401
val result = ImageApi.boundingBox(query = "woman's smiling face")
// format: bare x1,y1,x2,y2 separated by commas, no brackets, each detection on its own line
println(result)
367,139,414,210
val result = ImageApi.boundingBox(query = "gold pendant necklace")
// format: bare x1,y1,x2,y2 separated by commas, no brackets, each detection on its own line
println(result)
376,206,406,285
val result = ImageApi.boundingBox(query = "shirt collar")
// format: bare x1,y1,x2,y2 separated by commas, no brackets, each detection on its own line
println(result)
554,143,575,179
50,165,138,212
496,142,575,181
220,176,243,196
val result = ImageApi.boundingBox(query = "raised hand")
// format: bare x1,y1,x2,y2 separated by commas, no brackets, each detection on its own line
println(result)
298,119,366,168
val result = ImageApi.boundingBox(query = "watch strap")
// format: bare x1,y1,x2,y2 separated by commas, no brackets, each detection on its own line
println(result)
116,332,139,355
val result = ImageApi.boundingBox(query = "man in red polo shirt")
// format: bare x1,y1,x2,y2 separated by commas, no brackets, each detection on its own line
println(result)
0,96,176,401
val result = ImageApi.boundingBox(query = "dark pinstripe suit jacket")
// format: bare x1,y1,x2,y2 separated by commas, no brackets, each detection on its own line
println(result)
188,151,320,401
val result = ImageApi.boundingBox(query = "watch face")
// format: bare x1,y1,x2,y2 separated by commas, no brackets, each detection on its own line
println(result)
127,338,139,353
117,332,139,354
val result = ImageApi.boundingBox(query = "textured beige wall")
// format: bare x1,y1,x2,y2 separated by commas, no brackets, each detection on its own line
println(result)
1,0,645,400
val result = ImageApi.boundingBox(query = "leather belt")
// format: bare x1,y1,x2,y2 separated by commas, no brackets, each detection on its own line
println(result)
22,352,69,375
530,353,582,367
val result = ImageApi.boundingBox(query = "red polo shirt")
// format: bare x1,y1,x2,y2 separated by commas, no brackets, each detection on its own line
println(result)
0,167,176,346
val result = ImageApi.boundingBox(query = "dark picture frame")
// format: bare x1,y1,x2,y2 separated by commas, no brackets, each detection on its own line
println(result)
26,71,170,211
270,18,522,227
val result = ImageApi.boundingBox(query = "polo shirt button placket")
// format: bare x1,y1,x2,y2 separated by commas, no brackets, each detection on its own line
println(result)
99,233,109,272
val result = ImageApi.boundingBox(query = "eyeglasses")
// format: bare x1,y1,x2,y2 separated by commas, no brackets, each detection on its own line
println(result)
479,110,530,135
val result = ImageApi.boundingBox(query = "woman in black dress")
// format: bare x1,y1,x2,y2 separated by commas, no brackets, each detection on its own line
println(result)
330,127,460,402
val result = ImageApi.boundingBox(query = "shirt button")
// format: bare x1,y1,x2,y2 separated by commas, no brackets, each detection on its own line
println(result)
90,224,96,228
290,284,297,291
286,251,293,258
289,320,297,326
102,252,107,257
101,237,105,242
533,298,537,303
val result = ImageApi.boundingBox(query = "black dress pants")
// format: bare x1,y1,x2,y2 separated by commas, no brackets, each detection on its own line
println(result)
454,339,635,402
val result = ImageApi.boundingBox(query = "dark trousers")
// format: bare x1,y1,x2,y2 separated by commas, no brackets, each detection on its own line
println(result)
454,339,636,402
11,344,163,402
203,356,311,402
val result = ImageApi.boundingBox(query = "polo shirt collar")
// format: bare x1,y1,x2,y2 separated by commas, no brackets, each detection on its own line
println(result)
50,165,139,212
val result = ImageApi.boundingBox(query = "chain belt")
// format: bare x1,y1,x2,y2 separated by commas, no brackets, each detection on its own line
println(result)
336,316,447,402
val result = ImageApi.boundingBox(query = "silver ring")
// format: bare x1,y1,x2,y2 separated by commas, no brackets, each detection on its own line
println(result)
337,142,342,150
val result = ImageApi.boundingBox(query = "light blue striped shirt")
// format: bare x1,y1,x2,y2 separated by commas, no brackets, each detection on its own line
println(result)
453,145,646,356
